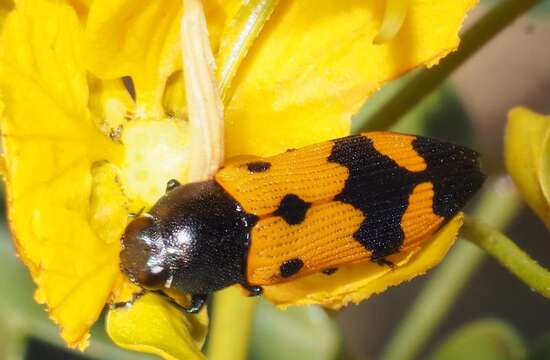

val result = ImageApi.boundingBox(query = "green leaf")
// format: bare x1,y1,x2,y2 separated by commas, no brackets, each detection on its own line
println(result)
505,107,550,230
528,333,550,360
249,300,342,360
429,319,526,360
486,0,550,17
530,1,550,16
391,85,474,147
352,80,474,148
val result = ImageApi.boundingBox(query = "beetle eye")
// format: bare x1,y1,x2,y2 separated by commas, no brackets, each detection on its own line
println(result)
122,216,155,244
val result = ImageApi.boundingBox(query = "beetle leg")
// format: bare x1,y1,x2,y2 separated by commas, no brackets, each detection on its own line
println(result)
241,283,263,297
166,179,181,193
321,268,338,275
111,289,146,309
128,207,145,219
148,290,207,314
184,294,208,313
373,258,395,268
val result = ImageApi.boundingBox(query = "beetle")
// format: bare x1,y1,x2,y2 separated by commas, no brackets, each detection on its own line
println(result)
119,131,485,313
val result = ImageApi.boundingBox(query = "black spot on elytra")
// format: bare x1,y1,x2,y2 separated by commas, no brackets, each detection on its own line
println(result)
322,268,338,275
329,136,412,258
274,194,311,225
280,258,304,278
247,161,271,173
328,135,484,259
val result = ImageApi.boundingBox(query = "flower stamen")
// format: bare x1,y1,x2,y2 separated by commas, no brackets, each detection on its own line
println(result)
373,0,409,45
181,0,225,182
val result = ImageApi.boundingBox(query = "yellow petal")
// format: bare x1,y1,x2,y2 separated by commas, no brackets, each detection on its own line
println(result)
0,0,123,348
85,0,240,107
216,0,280,101
263,214,463,309
89,162,128,245
163,71,187,119
0,0,14,31
107,292,208,360
541,131,550,205
225,0,477,157
0,1,204,351
505,107,550,229
66,0,90,18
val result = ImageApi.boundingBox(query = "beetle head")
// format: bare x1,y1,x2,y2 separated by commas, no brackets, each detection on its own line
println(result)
120,215,171,290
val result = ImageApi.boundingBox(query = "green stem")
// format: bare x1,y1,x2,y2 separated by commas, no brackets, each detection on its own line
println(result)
379,178,522,360
206,287,259,360
0,320,27,360
355,0,540,132
216,0,280,104
462,216,550,299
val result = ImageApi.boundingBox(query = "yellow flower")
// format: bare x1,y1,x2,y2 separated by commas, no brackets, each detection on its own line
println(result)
505,107,550,230
0,0,476,358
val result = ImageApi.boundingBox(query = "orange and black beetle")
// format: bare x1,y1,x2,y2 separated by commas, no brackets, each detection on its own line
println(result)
120,132,485,312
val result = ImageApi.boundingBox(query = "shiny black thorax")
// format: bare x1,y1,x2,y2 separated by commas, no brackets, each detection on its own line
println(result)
149,180,256,295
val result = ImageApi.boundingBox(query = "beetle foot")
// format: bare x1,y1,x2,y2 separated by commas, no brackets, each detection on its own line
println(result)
128,207,145,219
242,283,263,297
183,294,208,313
149,290,207,314
373,258,395,268
166,179,181,193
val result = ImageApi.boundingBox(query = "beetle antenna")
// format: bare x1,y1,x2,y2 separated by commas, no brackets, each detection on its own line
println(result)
128,207,146,219
111,288,146,309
